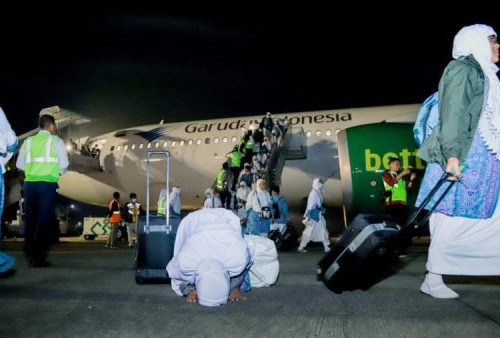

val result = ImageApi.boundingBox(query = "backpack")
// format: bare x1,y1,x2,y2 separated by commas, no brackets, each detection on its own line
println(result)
413,91,440,147
272,202,280,219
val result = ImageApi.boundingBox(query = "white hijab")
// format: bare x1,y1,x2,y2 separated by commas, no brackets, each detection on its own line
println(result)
255,178,271,207
452,24,500,158
0,107,18,174
305,178,323,214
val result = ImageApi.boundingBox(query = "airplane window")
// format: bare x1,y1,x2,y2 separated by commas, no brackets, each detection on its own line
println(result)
154,142,159,148
147,143,152,149
117,145,121,151
139,144,144,149
188,139,193,145
316,130,321,136
196,139,201,145
131,144,136,150
306,131,312,137
223,137,228,143
110,146,115,151
180,140,185,146
124,144,129,150
326,129,332,136
231,136,237,142
163,141,168,148
214,137,219,143
205,138,210,144
172,141,176,147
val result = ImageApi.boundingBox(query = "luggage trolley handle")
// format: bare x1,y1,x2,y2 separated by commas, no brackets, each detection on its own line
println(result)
146,151,170,234
402,172,456,234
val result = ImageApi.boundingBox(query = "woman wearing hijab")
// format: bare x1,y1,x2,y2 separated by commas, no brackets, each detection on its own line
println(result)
297,178,330,253
0,107,18,274
203,188,222,209
244,178,272,237
416,24,500,299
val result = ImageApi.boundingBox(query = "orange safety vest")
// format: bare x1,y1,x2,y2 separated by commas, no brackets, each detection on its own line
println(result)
109,199,121,223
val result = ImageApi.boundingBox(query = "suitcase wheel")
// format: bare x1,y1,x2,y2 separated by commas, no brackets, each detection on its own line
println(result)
135,275,143,285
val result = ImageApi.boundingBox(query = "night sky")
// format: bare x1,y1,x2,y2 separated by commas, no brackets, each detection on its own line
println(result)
0,10,498,137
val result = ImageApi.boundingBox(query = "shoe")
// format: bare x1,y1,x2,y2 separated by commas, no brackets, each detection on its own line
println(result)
420,279,459,299
105,244,110,248
324,247,331,253
297,248,307,253
128,244,134,248
110,245,119,249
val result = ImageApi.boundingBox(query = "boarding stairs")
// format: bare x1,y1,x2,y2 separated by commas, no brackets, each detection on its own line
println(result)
263,125,307,188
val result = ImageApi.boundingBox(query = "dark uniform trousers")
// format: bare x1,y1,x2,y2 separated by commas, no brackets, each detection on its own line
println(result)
24,181,58,262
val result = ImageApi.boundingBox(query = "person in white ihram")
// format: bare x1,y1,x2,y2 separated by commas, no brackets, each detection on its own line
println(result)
297,178,330,253
166,208,252,307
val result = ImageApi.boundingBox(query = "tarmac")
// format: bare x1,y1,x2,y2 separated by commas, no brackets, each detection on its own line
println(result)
1,236,500,338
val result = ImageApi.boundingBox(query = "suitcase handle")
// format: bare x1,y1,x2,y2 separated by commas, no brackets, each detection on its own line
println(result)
146,151,170,234
402,171,456,233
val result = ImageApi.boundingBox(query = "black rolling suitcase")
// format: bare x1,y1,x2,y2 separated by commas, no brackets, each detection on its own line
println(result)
268,223,298,251
135,151,179,285
317,172,455,293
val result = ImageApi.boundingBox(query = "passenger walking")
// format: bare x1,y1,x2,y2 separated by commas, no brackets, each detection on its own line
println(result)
270,185,290,233
416,24,500,299
244,179,272,237
106,191,121,248
124,192,143,248
16,114,69,267
297,178,330,253
236,181,251,219
203,188,222,208
0,107,18,274
237,163,254,190
158,186,182,217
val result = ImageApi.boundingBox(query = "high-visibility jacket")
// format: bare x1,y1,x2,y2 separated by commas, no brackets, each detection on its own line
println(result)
383,171,407,205
230,150,241,167
216,168,226,190
23,133,60,182
109,199,121,223
158,195,166,215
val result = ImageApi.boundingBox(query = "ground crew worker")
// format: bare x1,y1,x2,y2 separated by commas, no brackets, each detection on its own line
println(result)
227,146,242,191
382,157,416,226
106,191,121,248
216,162,232,209
16,114,69,267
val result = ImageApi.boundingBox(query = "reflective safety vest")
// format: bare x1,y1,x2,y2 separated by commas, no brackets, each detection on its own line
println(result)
216,169,226,190
230,151,241,167
23,133,60,182
157,195,166,215
109,199,121,223
245,138,253,150
383,172,407,205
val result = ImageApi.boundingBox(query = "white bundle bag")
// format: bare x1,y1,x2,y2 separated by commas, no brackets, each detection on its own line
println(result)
244,234,279,287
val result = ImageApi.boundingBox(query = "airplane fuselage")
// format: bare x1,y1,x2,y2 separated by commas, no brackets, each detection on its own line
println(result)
58,105,419,211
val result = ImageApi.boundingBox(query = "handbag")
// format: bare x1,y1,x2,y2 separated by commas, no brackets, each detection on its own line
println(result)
255,192,271,219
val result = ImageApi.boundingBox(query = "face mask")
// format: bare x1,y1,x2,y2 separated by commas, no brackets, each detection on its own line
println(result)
318,183,324,189
131,198,137,203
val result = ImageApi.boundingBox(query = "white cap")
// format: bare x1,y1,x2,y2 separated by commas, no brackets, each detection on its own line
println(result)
195,259,230,307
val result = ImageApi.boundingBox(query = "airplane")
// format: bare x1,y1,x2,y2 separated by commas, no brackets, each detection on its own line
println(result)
4,103,423,228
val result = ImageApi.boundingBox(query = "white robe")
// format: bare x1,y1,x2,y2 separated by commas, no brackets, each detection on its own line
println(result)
427,204,500,275
166,208,252,296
